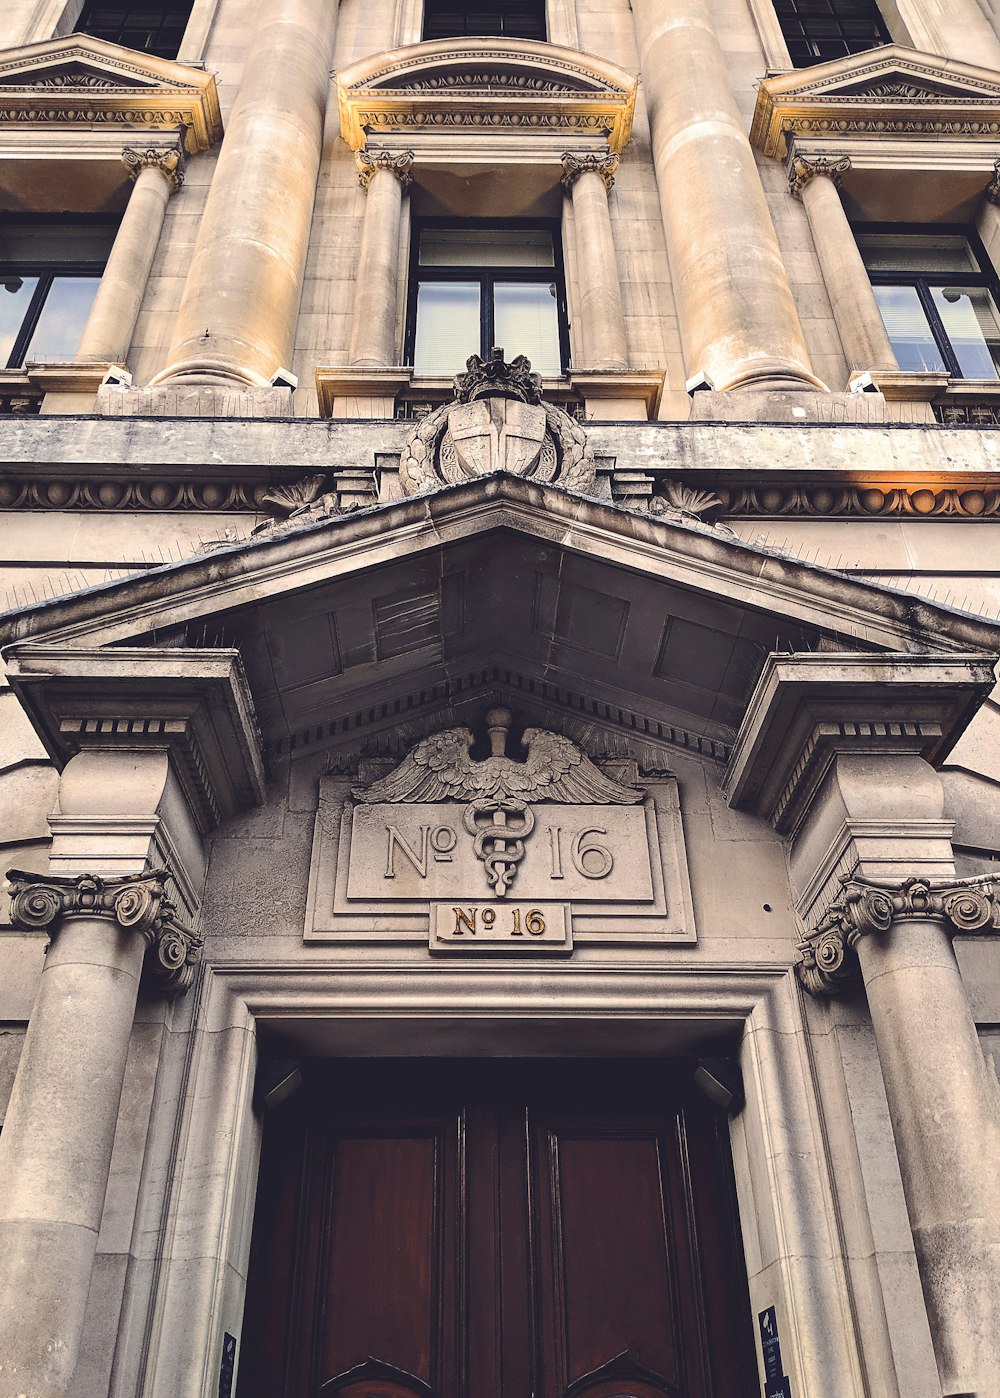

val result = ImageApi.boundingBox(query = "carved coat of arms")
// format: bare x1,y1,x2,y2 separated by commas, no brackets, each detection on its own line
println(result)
353,707,643,897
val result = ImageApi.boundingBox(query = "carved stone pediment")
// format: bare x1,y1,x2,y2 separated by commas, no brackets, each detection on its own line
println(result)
751,46,1000,157
337,38,636,153
0,37,223,153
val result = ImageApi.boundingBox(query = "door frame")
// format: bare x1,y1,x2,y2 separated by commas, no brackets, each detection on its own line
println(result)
139,962,870,1398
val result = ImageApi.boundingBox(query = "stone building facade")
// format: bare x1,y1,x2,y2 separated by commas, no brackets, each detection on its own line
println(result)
1,1,1000,1396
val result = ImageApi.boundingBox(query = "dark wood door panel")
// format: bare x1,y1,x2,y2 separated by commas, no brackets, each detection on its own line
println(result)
236,1061,757,1398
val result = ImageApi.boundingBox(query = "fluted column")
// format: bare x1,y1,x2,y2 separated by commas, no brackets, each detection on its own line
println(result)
0,871,200,1398
561,153,629,371
800,876,1000,1394
75,148,184,366
789,155,899,377
153,0,339,387
348,150,413,368
630,0,823,393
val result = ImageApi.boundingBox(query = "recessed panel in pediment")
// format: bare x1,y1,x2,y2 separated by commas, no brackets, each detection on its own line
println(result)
751,46,1000,156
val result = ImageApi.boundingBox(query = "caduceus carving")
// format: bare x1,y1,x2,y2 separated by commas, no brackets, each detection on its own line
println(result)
353,707,643,897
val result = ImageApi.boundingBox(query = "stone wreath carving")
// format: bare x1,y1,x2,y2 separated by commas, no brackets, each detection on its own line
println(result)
798,873,1000,996
352,707,642,897
399,348,596,496
6,868,203,993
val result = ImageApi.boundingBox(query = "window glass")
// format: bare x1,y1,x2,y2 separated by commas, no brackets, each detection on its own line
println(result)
22,277,102,361
77,2,192,59
0,275,39,366
419,229,555,268
422,0,546,41
871,285,947,373
493,282,561,374
930,286,1000,379
857,234,980,275
413,282,481,373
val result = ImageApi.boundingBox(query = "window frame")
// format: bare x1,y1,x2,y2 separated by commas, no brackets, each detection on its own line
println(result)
772,0,892,67
404,217,570,377
857,221,1000,381
0,214,114,369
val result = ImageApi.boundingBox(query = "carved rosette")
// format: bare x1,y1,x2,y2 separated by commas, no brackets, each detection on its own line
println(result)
788,154,851,200
355,149,414,190
122,145,184,193
798,874,1000,996
6,868,203,994
560,151,620,192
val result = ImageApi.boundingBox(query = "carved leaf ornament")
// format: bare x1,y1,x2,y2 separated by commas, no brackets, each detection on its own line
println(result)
353,708,643,897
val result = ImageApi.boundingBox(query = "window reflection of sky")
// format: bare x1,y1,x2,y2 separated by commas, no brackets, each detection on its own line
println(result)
0,276,39,366
24,278,101,362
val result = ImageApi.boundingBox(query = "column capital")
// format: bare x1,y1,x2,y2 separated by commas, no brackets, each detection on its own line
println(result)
122,145,185,193
788,154,851,200
561,151,619,191
6,867,203,993
798,873,1000,995
986,158,1000,206
356,148,414,190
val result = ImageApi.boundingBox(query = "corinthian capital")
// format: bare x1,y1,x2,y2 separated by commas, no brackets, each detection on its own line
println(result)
6,868,203,993
986,158,1000,206
797,874,1000,996
788,154,851,200
356,149,414,190
122,146,184,193
561,151,619,191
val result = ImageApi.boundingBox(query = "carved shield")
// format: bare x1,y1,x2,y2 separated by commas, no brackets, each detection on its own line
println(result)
447,398,546,479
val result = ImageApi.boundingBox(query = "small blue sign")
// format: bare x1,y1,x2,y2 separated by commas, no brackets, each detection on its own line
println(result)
218,1331,237,1398
758,1306,792,1398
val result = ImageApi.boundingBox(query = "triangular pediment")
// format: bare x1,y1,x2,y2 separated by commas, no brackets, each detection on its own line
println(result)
0,36,222,151
751,46,1000,157
1,476,997,763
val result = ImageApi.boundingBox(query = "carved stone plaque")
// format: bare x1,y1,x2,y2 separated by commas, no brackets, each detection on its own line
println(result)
305,715,695,949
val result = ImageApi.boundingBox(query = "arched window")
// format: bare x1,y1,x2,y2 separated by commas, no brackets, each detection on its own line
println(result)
772,0,891,66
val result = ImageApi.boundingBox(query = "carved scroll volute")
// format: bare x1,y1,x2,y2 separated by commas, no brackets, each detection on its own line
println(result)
797,874,1000,996
6,868,203,993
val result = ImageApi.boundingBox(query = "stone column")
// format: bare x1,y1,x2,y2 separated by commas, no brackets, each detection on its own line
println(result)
801,876,1000,1394
0,871,200,1398
348,150,414,368
630,0,822,393
560,153,629,371
153,0,339,387
976,161,1000,279
75,148,184,367
789,155,899,377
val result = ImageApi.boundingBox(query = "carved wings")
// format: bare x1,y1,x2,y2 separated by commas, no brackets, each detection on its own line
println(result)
353,726,644,804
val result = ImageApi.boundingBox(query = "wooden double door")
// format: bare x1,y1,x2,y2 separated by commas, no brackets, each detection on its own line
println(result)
237,1059,758,1398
